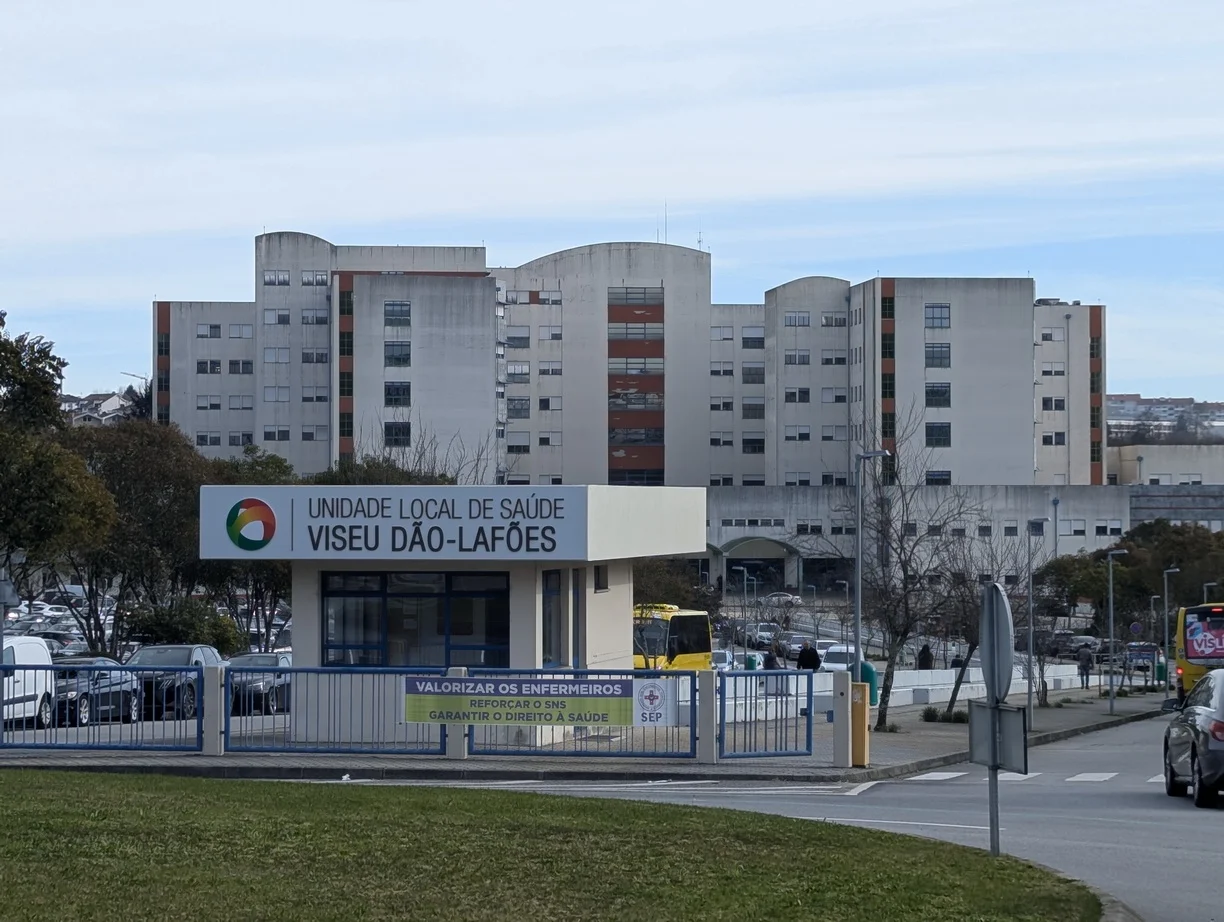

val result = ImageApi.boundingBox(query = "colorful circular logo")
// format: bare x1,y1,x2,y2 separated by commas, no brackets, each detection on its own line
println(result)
226,498,277,551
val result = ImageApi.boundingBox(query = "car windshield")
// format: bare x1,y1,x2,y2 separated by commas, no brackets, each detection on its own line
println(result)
824,650,854,664
229,654,278,668
126,647,192,666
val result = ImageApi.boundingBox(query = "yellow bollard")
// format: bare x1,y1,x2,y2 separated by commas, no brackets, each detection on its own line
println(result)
851,682,870,767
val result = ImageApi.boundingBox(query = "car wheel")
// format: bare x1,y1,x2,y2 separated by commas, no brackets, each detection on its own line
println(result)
123,693,140,724
1191,750,1218,809
35,695,53,730
263,688,278,716
179,684,197,720
75,695,91,728
1164,746,1188,798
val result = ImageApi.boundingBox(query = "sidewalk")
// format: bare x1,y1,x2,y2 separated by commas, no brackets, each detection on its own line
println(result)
0,686,1165,783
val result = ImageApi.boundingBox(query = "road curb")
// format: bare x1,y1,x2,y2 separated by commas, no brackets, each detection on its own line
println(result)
0,707,1164,783
1024,859,1146,922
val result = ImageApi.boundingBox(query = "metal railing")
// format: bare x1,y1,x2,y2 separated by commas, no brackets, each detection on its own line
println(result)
464,669,698,758
0,664,203,751
718,670,814,759
224,666,447,754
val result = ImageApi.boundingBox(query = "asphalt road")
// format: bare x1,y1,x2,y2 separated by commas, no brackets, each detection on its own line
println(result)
350,719,1217,922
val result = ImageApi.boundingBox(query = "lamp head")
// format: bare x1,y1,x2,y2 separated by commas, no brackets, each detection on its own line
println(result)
1165,567,1181,576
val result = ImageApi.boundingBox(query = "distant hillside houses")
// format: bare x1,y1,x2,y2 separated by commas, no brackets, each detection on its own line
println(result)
60,391,131,426
1108,393,1224,442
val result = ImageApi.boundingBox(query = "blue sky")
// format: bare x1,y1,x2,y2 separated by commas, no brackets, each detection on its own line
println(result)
3,0,1223,397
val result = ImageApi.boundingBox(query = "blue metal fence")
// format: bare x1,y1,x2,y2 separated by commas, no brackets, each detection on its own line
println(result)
717,670,814,759
223,666,448,754
0,664,203,751
464,669,698,758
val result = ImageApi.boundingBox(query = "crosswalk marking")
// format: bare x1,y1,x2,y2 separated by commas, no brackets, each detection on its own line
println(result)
908,771,968,781
1147,775,1164,783
1067,772,1118,782
997,772,1040,781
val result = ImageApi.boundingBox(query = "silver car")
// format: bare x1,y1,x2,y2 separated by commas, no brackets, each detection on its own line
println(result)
1162,668,1224,809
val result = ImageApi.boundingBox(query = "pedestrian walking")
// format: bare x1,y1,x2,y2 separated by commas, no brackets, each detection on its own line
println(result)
762,643,781,671
1076,643,1094,689
796,641,822,672
917,643,934,671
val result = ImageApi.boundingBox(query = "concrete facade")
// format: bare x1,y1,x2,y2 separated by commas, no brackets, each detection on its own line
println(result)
1107,443,1224,486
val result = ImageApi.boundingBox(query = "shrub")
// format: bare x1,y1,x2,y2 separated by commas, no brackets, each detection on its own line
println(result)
920,706,940,723
950,709,969,724
885,722,900,733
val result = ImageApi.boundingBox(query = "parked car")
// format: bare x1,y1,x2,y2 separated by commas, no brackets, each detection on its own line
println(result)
2,635,55,728
777,632,812,659
228,652,292,714
126,644,225,720
712,649,735,673
51,654,142,726
747,622,783,649
1162,668,1224,808
817,644,860,673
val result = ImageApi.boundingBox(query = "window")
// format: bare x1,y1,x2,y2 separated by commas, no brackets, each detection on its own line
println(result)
263,269,290,286
784,311,810,327
338,413,353,439
608,287,663,305
1041,361,1066,376
609,358,664,375
926,422,951,447
194,431,221,447
229,359,253,375
384,422,411,448
821,312,847,328
821,425,847,441
539,431,562,447
538,474,563,486
156,332,170,356
1041,326,1065,342
383,382,411,408
978,524,993,538
229,394,254,410
741,363,765,384
263,348,290,364
928,524,944,536
784,425,811,442
196,394,221,410
539,361,562,376
1090,406,1102,429
302,350,329,364
710,325,733,341
301,270,329,286
506,431,530,454
785,472,812,486
709,361,734,376
539,325,563,341
607,322,661,340
338,331,353,356
710,431,733,447
821,387,847,403
1090,370,1102,394
926,470,952,486
784,349,810,365
821,349,847,366
338,371,353,398
156,370,169,392
263,309,290,325
338,291,353,316
741,326,765,349
879,332,895,360
710,475,734,486
539,290,562,305
710,397,733,412
1041,431,1067,446
228,323,253,339
785,387,810,403
742,397,765,419
925,343,951,368
881,372,895,399
1042,396,1066,411
742,478,766,487
383,342,411,368
822,473,849,486
507,362,530,383
539,396,562,411
302,425,329,442
1109,519,1123,535
1090,440,1102,463
1004,520,1019,537
507,397,530,419
301,308,329,325
594,565,610,591
263,386,290,403
902,522,918,537
195,323,221,339
228,431,254,447
880,296,895,319
923,382,951,408
608,470,665,485
196,359,221,375
881,411,896,440
609,428,663,445
1178,474,1203,486
1090,336,1101,359
382,301,411,327
501,325,530,349
540,570,564,667
742,432,766,454
924,303,951,328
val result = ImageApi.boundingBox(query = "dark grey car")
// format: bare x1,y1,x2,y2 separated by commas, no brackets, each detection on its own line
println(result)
1163,668,1224,808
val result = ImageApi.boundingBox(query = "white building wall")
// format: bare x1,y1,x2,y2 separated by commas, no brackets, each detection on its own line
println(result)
1109,444,1224,486
1033,300,1097,486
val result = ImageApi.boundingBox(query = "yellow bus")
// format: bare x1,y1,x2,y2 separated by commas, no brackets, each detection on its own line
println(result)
1174,604,1224,700
632,604,713,671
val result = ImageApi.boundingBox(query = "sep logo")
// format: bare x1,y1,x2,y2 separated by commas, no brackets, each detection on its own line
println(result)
225,498,277,551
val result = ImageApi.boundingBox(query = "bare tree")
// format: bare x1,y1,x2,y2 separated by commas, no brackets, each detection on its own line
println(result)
339,409,501,485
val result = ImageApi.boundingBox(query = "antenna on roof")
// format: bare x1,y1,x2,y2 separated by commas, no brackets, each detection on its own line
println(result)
664,201,668,244
697,227,704,251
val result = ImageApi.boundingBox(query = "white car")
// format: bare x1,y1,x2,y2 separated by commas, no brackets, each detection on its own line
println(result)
817,644,861,673
748,622,783,649
763,592,803,607
2,635,55,727
712,649,735,673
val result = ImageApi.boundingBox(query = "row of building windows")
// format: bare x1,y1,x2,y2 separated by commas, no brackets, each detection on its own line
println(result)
506,397,564,418
503,474,566,485
262,270,330,287
505,289,563,305
505,431,562,453
506,361,563,382
505,325,564,347
195,425,330,447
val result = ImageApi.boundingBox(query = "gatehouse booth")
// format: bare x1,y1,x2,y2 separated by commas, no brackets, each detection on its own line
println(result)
199,484,706,748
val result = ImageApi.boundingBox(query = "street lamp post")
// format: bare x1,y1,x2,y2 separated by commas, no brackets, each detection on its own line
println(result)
732,565,748,657
1204,582,1218,604
806,584,818,637
1163,567,1180,693
1026,517,1049,723
1149,594,1161,689
833,580,849,642
854,450,890,683
1107,549,1128,715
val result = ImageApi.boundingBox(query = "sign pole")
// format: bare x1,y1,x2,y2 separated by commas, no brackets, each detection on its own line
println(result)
988,706,1001,857
977,582,1013,858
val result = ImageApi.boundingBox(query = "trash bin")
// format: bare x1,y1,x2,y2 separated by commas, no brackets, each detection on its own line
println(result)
859,660,879,706
744,652,762,671
1155,661,1167,684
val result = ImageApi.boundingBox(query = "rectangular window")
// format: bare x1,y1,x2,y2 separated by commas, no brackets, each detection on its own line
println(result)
880,332,895,360
539,361,562,376
507,362,530,383
507,397,530,419
196,394,221,410
1004,521,1019,537
741,432,766,454
710,325,733,341
1041,361,1066,376
926,470,952,486
609,358,664,375
926,422,952,447
784,349,810,365
540,570,564,667
539,290,562,305
924,303,951,328
384,342,411,367
1090,441,1102,462
338,413,353,439
301,308,329,325
607,322,661,340
880,296,895,319
195,431,221,447
1090,370,1102,394
228,394,254,410
263,348,290,364
741,326,765,349
741,397,765,419
229,359,253,375
821,349,847,366
338,331,353,356
539,396,562,411
302,350,329,364
710,475,734,487
821,387,847,404
609,427,664,446
156,332,170,356
593,565,610,591
821,311,847,328
263,309,290,325
1090,336,1101,359
196,359,222,375
709,361,734,376
709,431,733,447
384,382,411,407
539,325,562,341
1041,431,1067,446
1042,396,1066,411
822,474,849,487
156,371,170,392
881,372,895,400
1041,326,1066,342
608,287,663,305
1090,405,1102,429
301,425,329,442
741,363,765,384
506,431,530,454
195,323,221,339
821,425,847,442
784,387,810,403
338,371,353,398
261,269,290,286
784,425,811,442
383,301,411,327
784,311,810,327
785,472,812,487
228,431,254,447
228,323,253,339
504,326,529,348
710,397,733,411
925,382,951,408
338,291,353,316
301,270,329,286
881,411,896,440
925,343,951,368
384,422,411,448
539,431,562,447
263,386,290,403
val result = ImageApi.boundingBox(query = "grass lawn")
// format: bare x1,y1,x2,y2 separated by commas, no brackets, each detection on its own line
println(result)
0,771,1099,922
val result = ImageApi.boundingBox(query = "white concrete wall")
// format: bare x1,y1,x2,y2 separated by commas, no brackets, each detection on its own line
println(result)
1109,444,1224,486
584,485,707,562
584,559,634,669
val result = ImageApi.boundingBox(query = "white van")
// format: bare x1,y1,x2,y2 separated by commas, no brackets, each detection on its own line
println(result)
2,635,55,727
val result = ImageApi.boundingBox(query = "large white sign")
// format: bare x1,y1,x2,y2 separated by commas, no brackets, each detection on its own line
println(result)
199,486,589,561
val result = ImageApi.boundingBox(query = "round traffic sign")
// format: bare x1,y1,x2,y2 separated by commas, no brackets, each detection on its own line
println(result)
1129,621,1143,636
